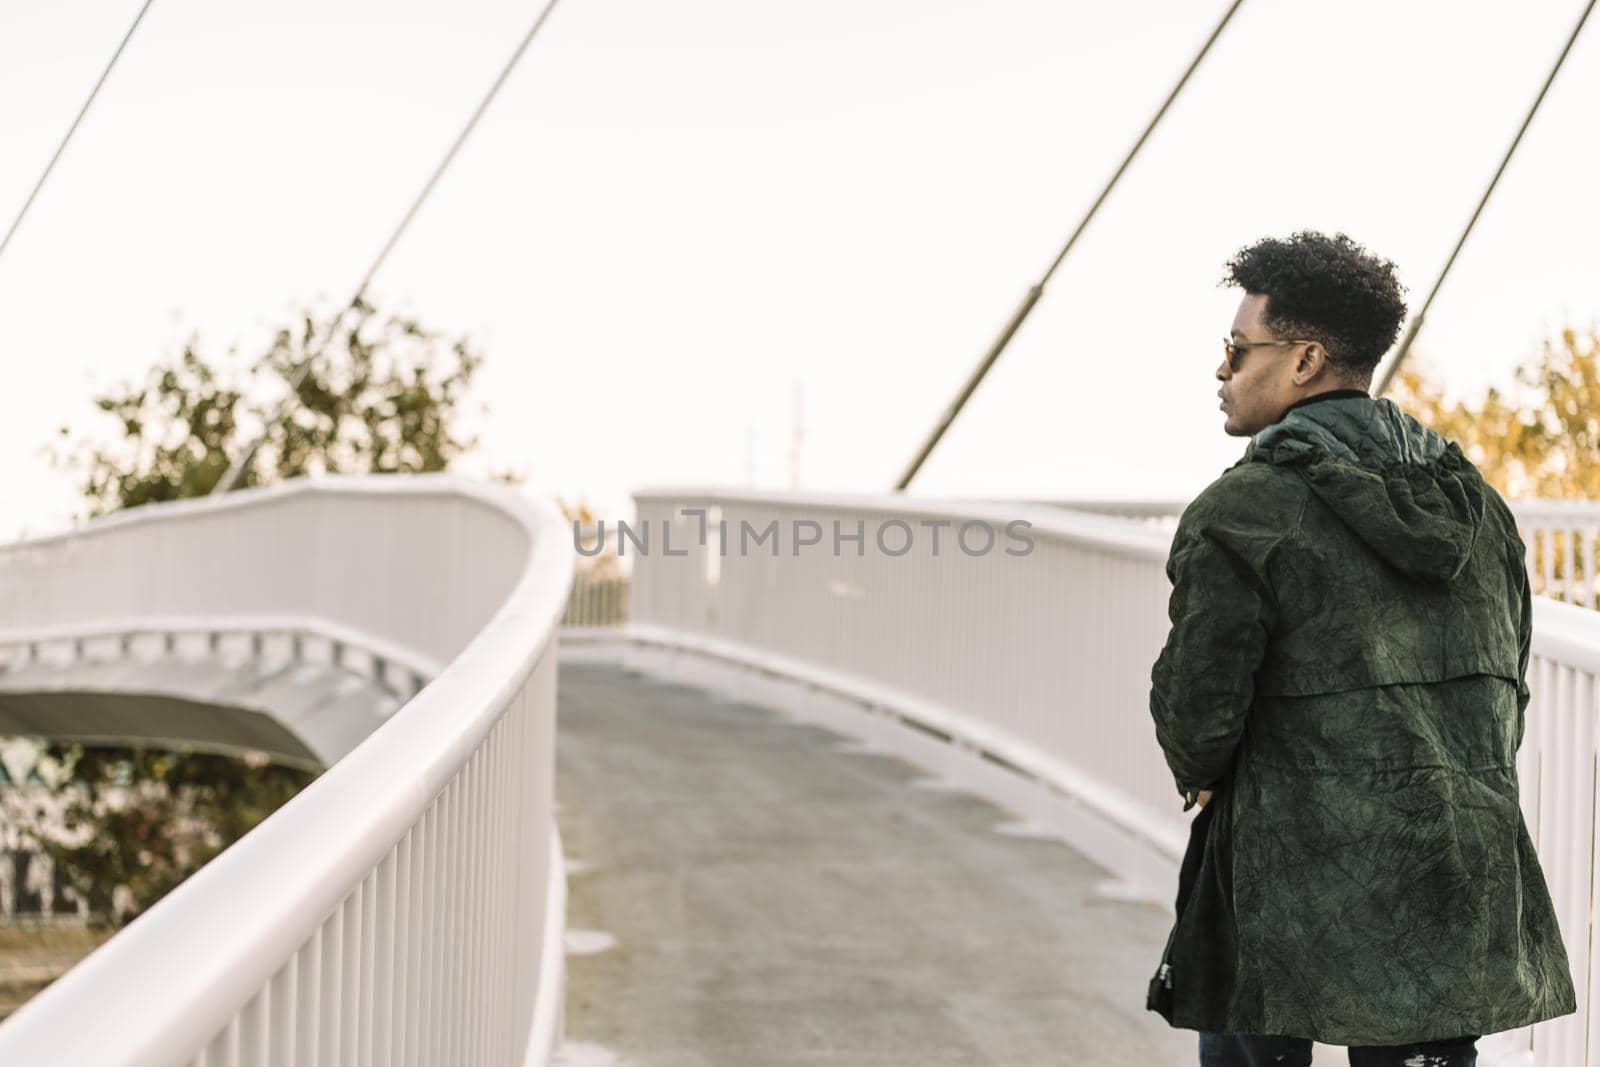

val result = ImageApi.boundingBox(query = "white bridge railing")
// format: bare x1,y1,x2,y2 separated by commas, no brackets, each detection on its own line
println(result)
1040,496,1600,610
0,476,574,1067
629,488,1600,1067
1516,500,1600,610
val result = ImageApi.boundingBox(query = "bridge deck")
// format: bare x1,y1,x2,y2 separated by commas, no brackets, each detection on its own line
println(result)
554,661,1194,1066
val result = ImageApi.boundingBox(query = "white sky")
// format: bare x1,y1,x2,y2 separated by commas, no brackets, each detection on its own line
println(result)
2,0,1596,539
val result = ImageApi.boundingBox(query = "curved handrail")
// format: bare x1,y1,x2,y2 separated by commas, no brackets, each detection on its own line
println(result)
0,474,574,1066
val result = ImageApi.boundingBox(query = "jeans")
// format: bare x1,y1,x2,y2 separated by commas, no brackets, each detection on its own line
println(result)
1199,1031,1479,1066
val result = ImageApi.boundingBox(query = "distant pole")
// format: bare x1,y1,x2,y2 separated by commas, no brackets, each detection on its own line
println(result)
744,421,758,486
1374,0,1595,398
894,0,1247,491
789,382,805,489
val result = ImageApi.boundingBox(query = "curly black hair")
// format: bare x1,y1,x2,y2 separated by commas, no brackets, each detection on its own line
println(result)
1221,231,1408,384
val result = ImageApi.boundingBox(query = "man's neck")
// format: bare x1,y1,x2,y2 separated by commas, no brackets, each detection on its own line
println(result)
1278,386,1370,421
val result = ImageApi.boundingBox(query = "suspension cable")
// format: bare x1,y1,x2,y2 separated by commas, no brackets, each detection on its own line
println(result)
0,0,157,263
893,0,1247,491
215,0,563,493
1374,0,1596,397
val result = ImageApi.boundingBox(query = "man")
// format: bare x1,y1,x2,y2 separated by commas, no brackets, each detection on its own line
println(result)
1145,231,1576,1067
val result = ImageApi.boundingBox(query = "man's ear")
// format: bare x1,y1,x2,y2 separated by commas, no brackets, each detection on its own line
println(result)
1295,343,1328,384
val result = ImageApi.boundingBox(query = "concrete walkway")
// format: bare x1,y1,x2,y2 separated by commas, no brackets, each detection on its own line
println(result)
554,661,1197,1067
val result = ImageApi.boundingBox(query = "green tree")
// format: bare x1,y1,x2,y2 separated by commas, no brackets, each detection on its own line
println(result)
16,297,497,927
9,745,314,928
47,296,496,516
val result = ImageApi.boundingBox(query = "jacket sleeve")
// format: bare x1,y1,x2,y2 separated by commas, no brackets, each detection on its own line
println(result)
1149,500,1278,807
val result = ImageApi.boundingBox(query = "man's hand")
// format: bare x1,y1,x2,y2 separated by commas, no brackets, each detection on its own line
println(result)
1196,789,1214,808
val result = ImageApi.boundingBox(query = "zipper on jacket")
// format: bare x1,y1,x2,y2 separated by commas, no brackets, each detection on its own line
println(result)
1147,922,1180,1010
1149,799,1216,1012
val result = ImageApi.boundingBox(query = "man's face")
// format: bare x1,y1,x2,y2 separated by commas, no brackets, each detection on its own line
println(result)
1217,293,1304,437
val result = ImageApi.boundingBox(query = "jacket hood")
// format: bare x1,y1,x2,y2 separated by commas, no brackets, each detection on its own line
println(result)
1243,396,1486,583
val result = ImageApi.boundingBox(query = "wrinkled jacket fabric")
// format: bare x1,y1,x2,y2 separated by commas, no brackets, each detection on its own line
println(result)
1147,394,1576,1045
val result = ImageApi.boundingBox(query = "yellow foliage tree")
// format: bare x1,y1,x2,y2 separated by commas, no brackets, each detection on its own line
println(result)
1388,325,1600,500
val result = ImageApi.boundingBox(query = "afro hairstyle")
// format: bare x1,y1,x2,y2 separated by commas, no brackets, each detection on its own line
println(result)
1221,231,1408,384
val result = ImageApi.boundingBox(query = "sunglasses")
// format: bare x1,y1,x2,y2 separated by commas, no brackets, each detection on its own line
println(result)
1222,336,1315,372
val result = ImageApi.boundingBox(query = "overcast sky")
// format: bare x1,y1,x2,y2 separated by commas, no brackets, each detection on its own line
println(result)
2,0,1596,539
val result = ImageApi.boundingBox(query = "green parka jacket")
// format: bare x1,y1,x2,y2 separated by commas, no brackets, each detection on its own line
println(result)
1146,392,1576,1045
